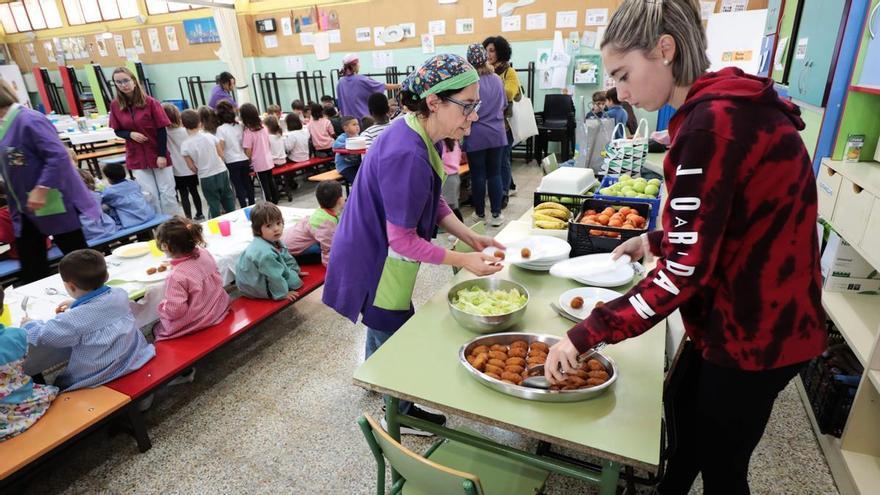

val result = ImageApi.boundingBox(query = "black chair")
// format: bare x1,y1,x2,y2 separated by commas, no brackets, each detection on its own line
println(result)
534,94,575,162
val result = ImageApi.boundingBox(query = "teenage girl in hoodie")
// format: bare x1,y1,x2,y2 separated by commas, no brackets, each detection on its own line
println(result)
544,1,826,494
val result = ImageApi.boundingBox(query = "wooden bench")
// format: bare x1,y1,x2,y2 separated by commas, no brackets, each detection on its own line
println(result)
308,170,350,195
0,387,131,487
105,263,327,450
76,146,126,178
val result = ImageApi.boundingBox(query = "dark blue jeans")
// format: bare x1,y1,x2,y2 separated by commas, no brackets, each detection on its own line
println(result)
502,128,514,196
468,146,504,217
365,327,412,414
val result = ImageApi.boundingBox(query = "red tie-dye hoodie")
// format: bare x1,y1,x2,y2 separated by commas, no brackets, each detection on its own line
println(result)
569,67,826,370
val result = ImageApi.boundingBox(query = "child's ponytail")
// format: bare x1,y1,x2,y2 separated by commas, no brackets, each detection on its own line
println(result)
156,215,206,257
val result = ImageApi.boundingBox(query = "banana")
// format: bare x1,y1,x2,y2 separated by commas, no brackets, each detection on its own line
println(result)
533,212,564,223
535,220,567,230
536,208,570,220
534,202,570,213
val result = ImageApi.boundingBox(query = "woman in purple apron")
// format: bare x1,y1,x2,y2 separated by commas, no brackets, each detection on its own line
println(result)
0,81,100,284
335,53,401,120
324,54,504,434
109,67,180,216
208,72,237,109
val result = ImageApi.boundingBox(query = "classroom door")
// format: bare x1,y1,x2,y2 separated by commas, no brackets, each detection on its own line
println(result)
857,0,880,87
788,0,849,106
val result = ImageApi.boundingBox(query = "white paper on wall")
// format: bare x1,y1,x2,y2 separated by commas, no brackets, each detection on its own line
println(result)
401,23,416,38
795,37,808,60
281,17,293,36
556,11,577,29
113,35,126,57
581,30,597,49
700,1,716,19
148,28,162,52
285,56,304,73
372,50,394,69
421,34,435,54
131,30,146,54
26,43,38,63
373,27,385,47
429,20,446,36
356,27,371,42
328,29,341,44
300,32,314,46
720,0,748,12
456,18,474,35
313,32,330,60
501,15,521,32
483,0,497,18
584,8,608,26
774,37,788,70
264,34,278,49
94,35,108,57
526,13,546,31
165,26,179,51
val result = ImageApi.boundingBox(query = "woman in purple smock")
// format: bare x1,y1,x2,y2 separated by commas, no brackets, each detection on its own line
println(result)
323,54,504,435
0,81,100,284
335,53,401,120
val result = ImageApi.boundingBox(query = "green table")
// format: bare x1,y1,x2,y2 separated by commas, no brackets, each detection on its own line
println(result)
353,221,666,494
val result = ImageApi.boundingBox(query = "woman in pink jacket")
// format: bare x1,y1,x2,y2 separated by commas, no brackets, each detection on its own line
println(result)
109,67,180,216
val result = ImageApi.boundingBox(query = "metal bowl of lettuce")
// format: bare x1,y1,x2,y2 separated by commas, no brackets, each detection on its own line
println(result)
447,278,529,333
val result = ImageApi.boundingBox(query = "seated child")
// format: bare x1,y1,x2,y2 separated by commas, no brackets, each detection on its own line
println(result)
236,202,304,301
307,102,335,158
0,285,59,441
324,106,344,137
78,169,119,241
284,114,310,163
282,181,344,267
100,163,155,228
154,216,230,341
333,115,362,184
290,99,309,125
267,104,285,131
22,249,155,391
320,95,336,110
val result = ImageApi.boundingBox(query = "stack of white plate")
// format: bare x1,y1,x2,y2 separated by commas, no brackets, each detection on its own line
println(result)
549,253,636,287
483,236,571,271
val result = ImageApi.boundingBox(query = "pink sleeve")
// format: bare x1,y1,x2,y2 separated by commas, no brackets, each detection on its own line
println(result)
242,129,253,150
386,222,446,265
326,119,335,137
314,220,337,266
157,274,189,323
436,196,453,224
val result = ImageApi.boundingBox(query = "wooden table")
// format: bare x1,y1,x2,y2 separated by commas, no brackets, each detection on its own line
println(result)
352,219,666,494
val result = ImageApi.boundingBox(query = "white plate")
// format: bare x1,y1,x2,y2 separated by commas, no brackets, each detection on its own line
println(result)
112,242,151,258
558,287,622,320
121,266,171,283
483,235,571,264
550,253,635,288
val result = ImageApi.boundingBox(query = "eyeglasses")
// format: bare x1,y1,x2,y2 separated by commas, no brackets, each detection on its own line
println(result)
441,96,481,116
114,78,134,86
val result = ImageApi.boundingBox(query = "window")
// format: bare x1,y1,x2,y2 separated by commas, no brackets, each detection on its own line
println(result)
0,0,63,32
62,0,138,25
145,0,231,15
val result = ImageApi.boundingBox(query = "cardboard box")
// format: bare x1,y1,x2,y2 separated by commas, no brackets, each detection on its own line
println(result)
821,231,880,293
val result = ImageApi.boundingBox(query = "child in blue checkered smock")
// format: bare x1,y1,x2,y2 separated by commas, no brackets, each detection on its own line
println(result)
21,249,155,391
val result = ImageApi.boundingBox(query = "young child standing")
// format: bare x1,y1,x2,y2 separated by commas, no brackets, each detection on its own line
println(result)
236,202,304,301
215,100,254,208
180,109,236,218
154,216,230,341
282,181,343,267
441,138,464,223
197,105,219,134
0,286,59,441
240,103,280,204
22,249,155,391
77,169,119,240
307,102,335,158
333,115,361,184
284,114,311,163
163,103,205,220
264,116,287,166
101,163,155,228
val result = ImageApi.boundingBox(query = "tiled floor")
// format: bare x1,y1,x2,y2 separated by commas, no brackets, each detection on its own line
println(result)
19,161,838,494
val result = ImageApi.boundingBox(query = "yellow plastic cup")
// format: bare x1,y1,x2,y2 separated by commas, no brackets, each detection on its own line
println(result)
148,239,163,257
0,303,12,327
207,219,220,235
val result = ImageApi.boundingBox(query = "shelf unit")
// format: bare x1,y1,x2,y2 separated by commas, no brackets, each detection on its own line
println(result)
850,84,880,95
821,291,880,366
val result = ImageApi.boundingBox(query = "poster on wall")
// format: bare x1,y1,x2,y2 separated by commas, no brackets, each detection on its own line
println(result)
421,34,435,54
264,35,279,49
700,1,716,19
720,0,748,13
300,32,315,46
355,27,371,42
319,8,340,30
147,28,162,52
428,20,446,36
285,55,304,72
556,11,577,29
313,31,330,59
483,0,497,18
95,35,109,57
165,26,180,51
526,13,546,31
373,27,385,47
281,17,293,36
572,55,600,85
183,18,221,44
456,19,474,35
113,35,126,58
328,29,341,44
25,43,38,64
501,15,521,32
400,23,416,38
76,37,88,59
293,7,318,33
42,41,54,62
585,8,608,26
131,30,146,54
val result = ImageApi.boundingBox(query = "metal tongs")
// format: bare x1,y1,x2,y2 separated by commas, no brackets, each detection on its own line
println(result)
522,343,607,389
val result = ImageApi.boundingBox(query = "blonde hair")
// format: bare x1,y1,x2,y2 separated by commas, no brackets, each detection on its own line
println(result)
0,80,18,108
601,0,709,86
112,67,147,110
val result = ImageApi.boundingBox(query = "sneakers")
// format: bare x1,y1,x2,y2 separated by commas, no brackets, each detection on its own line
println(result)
194,214,205,221
501,195,509,210
490,214,504,227
470,212,485,223
167,367,196,386
380,405,447,436
508,189,517,197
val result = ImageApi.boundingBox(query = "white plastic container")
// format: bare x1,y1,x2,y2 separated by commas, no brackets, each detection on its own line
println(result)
346,137,367,150
537,167,597,195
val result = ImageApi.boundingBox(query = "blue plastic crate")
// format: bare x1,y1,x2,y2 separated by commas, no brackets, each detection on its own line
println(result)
593,176,662,230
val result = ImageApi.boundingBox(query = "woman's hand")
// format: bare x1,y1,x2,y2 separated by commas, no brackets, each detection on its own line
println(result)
611,235,645,261
26,187,48,212
156,157,168,168
466,234,505,253
459,252,503,277
544,335,580,383
130,132,149,143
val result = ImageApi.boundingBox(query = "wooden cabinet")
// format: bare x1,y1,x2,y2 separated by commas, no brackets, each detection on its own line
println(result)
788,0,849,106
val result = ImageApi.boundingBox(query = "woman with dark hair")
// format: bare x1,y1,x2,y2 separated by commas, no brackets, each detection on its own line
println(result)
336,53,401,120
324,54,503,435
483,35,519,206
0,80,98,284
109,67,180,216
209,71,237,109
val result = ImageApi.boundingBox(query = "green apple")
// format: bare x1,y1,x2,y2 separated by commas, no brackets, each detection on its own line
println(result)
637,193,652,199
632,182,646,193
619,174,632,181
599,187,614,195
645,184,660,197
648,178,661,186
625,190,639,198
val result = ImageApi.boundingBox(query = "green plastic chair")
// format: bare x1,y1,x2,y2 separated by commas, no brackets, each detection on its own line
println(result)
358,414,548,495
451,221,486,275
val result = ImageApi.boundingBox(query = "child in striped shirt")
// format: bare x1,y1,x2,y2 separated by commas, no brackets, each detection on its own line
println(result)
154,216,230,341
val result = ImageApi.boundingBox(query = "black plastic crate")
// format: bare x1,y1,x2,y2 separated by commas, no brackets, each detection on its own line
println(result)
533,191,594,214
800,327,862,438
567,198,652,255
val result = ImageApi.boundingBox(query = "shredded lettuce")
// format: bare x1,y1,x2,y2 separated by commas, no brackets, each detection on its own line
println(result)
452,286,527,316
